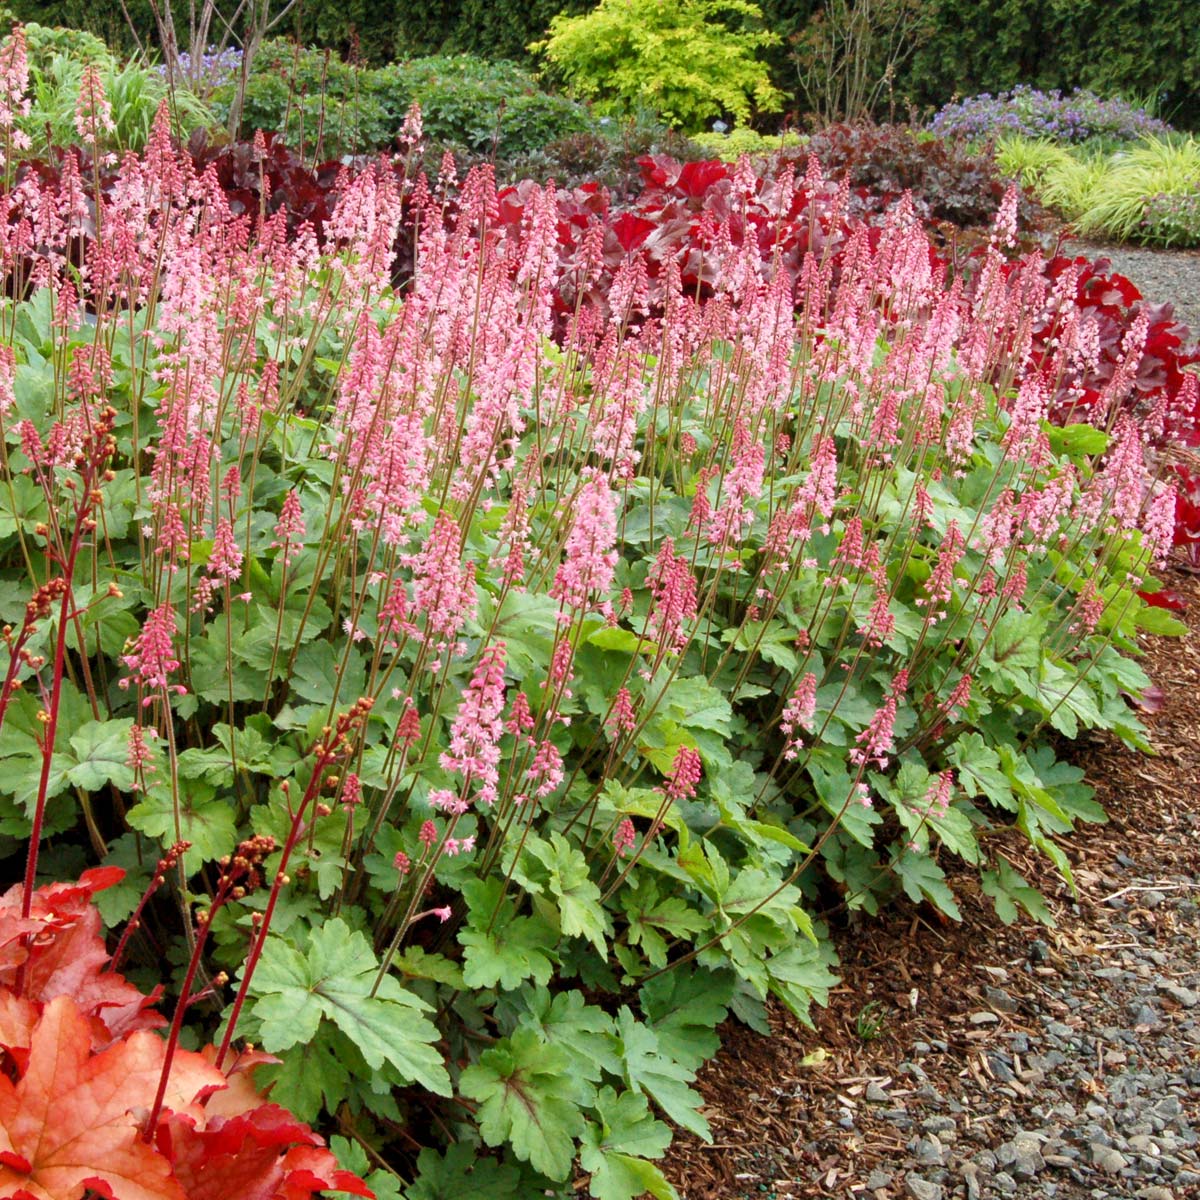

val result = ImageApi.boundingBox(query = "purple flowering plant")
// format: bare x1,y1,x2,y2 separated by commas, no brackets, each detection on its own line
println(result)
930,85,1171,144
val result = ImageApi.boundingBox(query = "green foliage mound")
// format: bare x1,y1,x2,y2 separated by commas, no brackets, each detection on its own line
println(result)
532,0,783,132
212,41,593,158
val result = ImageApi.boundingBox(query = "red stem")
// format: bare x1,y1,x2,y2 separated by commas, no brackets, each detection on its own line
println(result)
19,527,85,923
213,754,331,1069
142,904,219,1138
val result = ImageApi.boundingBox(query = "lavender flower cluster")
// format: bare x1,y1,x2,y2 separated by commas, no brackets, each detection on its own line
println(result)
929,85,1170,144
153,45,243,89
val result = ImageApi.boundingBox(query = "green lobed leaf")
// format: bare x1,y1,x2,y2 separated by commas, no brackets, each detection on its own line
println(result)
459,1026,588,1181
615,1006,710,1141
580,1086,677,1200
240,917,451,1096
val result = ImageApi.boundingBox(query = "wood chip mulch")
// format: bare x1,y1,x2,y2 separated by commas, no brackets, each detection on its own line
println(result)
661,562,1200,1200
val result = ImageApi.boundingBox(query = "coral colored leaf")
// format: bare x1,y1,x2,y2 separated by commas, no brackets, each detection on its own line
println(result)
0,991,38,1072
0,870,164,1045
160,1107,373,1200
0,996,187,1200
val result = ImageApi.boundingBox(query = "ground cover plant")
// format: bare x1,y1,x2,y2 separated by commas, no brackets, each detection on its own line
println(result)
0,32,1193,1198
997,134,1200,247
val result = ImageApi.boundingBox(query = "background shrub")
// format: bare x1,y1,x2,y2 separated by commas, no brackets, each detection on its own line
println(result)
531,0,783,132
1,23,213,154
796,121,1050,229
210,42,593,158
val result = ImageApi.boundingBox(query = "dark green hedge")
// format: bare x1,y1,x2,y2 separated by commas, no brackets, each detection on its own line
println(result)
1,0,589,67
894,0,1200,129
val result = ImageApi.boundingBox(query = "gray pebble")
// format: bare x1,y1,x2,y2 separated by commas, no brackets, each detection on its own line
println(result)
1160,984,1199,1009
904,1177,942,1200
922,1115,957,1135
1091,1143,1130,1173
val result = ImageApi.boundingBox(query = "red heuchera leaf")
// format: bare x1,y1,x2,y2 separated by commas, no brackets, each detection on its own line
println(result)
1138,587,1188,612
0,867,373,1200
159,1107,373,1200
0,870,163,1046
197,1046,283,1120
0,996,197,1200
0,991,37,1073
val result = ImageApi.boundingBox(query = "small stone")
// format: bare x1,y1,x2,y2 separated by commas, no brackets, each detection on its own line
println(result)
998,1134,1045,1180
987,1053,1016,1082
1090,1144,1129,1173
983,986,1019,1013
904,1177,942,1200
1159,984,1199,1009
866,1168,892,1189
1135,1188,1174,1200
1029,939,1050,963
916,1135,947,1166
866,1081,890,1103
921,1115,957,1135
1141,889,1166,908
960,1164,981,1200
913,1040,932,1055
1131,1003,1161,1029
969,1011,999,1025
992,1171,1017,1194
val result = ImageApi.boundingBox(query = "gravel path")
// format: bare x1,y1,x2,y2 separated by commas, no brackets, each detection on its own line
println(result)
664,565,1200,1200
1062,239,1200,336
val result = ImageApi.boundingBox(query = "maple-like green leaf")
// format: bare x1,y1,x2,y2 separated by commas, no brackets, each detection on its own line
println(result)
406,1143,521,1200
459,1027,587,1181
502,987,620,1082
523,833,609,953
580,1086,677,1200
892,851,962,920
615,1007,709,1141
637,968,731,1074
981,856,1053,925
243,917,451,1096
622,877,706,969
459,878,557,990
125,778,238,872
67,718,136,792
948,732,1015,811
765,942,840,1026
257,1025,352,1122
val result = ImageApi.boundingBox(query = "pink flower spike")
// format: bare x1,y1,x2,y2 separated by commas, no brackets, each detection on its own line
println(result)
613,817,637,857
119,603,185,698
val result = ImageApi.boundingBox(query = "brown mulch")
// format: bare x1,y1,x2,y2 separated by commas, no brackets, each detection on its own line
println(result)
661,562,1200,1200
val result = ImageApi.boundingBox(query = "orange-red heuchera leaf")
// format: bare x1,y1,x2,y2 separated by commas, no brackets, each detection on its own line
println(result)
0,995,222,1200
0,869,163,1047
159,1106,374,1200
